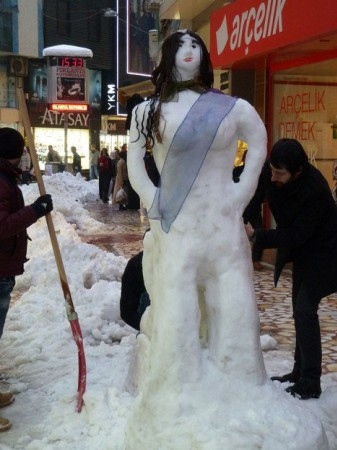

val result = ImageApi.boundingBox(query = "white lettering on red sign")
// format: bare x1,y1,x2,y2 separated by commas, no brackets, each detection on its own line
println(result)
216,0,286,56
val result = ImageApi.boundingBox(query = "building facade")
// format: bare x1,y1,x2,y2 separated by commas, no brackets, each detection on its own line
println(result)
0,0,155,171
0,0,41,129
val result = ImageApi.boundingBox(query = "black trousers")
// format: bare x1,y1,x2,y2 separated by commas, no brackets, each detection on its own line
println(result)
99,173,111,202
292,267,322,381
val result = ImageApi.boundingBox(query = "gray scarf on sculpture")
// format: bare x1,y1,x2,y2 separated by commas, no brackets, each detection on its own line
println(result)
148,90,237,232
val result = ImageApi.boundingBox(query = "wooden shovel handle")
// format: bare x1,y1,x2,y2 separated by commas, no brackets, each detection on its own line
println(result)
17,87,86,412
16,87,76,314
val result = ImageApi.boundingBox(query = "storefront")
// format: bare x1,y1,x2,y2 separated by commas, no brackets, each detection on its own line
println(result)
100,115,128,153
26,60,103,171
210,0,337,189
28,101,90,170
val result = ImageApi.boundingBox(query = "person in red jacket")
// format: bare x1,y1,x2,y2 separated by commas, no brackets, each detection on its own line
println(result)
98,148,112,203
0,128,53,432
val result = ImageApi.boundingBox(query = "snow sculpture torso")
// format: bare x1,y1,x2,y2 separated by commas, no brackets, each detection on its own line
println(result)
129,86,267,370
126,84,268,441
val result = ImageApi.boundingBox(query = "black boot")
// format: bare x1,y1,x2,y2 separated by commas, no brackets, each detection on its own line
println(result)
285,378,321,399
270,371,300,383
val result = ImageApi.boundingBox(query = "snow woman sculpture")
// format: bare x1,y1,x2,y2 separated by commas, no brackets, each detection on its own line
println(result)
126,30,328,449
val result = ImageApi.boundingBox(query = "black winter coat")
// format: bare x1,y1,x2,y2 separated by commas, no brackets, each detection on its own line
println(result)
250,162,337,298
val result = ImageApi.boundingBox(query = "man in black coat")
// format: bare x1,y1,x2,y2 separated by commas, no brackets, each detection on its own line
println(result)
245,138,337,400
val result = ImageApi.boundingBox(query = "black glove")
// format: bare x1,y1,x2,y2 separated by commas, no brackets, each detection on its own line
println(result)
31,194,53,218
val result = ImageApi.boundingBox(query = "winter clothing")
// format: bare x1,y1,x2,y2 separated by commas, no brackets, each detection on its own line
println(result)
0,130,50,431
252,162,337,298
120,250,150,330
0,157,53,336
0,128,24,160
0,160,40,277
250,157,337,389
120,251,146,330
89,146,99,180
112,153,128,207
98,153,112,203
18,148,31,184
31,194,53,218
46,147,61,163
71,147,82,175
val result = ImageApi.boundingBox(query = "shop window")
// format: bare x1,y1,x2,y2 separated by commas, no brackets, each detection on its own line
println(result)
272,59,337,189
56,0,70,36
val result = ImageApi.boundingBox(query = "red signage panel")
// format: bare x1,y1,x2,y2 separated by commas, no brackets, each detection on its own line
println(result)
210,0,337,68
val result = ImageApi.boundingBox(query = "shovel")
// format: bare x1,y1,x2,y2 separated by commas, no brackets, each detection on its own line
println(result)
16,86,86,412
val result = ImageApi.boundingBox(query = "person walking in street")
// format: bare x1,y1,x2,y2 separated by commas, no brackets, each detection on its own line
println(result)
109,149,119,195
46,145,61,163
98,148,112,203
18,146,31,185
245,138,337,400
71,146,82,175
112,149,129,210
89,144,99,180
0,128,53,431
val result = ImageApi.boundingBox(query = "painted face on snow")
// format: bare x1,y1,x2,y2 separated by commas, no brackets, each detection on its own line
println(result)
173,34,202,81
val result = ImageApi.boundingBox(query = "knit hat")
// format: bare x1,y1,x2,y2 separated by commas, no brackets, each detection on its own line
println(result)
0,128,25,160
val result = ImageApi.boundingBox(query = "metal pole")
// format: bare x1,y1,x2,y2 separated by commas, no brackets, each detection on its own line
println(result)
64,112,68,170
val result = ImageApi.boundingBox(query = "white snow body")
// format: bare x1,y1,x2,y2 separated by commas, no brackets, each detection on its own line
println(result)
126,90,328,449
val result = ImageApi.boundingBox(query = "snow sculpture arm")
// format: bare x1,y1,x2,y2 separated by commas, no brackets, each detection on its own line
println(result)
128,101,157,210
232,99,267,207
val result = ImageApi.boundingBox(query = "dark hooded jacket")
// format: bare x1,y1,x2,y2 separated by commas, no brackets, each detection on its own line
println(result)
247,161,337,298
0,159,39,277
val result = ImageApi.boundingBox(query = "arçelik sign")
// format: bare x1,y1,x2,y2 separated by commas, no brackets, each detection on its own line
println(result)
210,0,337,67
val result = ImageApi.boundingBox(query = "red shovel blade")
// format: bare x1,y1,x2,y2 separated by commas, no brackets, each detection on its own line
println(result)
70,319,87,412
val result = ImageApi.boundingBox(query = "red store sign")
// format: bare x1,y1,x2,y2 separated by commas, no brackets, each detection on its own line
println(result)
210,0,337,67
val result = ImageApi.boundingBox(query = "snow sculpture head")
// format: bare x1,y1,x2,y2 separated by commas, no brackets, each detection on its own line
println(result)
140,31,214,148
152,30,214,95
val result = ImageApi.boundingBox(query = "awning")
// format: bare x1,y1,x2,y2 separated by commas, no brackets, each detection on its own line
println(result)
118,80,154,106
